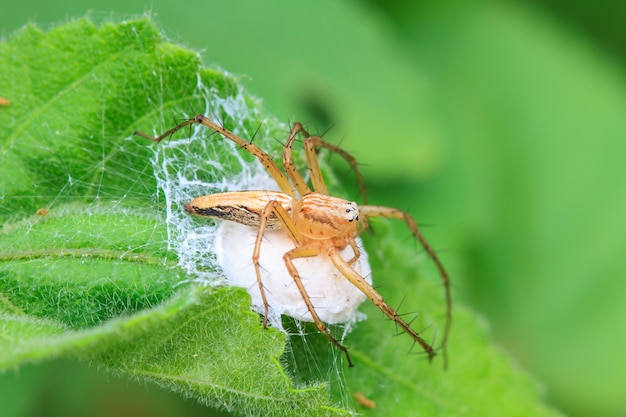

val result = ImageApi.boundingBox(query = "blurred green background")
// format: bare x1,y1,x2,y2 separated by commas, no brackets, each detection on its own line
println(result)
1,1,625,416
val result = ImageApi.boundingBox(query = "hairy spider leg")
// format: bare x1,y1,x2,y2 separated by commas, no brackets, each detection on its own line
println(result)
346,240,361,265
252,199,300,328
135,115,297,200
284,245,355,367
282,124,311,197
330,247,436,361
136,116,367,203
285,122,368,204
359,205,451,368
253,199,356,367
283,123,372,237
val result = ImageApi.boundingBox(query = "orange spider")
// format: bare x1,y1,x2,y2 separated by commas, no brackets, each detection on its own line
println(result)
135,115,451,367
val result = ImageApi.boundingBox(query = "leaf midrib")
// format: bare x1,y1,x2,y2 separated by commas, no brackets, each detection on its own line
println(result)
0,247,176,266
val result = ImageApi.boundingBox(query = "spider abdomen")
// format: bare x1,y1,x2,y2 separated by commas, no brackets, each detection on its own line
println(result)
184,190,292,230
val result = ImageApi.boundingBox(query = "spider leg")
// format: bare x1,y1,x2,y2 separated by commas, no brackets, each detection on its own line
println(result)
194,114,296,198
253,200,303,328
193,115,296,199
136,115,297,200
346,240,361,265
252,199,354,366
284,245,355,367
287,123,367,203
134,118,197,142
329,246,436,362
283,124,311,196
359,205,451,368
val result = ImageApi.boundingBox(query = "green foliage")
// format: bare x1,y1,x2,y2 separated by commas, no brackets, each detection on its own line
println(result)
1,17,561,416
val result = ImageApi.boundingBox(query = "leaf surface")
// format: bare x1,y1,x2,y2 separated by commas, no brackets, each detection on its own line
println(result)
0,17,561,416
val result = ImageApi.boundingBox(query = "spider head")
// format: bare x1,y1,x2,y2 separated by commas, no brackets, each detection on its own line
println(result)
295,193,359,240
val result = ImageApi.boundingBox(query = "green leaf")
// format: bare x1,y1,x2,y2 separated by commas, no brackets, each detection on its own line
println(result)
1,16,561,416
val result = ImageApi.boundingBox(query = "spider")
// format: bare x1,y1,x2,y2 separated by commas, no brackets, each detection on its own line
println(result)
135,114,451,367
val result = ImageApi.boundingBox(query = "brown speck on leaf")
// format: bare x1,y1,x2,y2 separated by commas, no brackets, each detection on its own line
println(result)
354,391,376,409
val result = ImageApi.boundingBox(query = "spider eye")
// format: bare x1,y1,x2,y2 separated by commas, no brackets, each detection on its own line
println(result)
345,202,359,223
